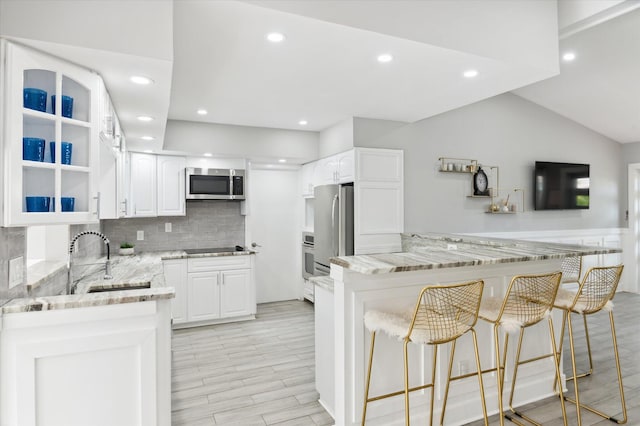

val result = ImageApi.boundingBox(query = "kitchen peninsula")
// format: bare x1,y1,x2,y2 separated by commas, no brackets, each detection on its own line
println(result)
321,233,621,426
0,248,254,426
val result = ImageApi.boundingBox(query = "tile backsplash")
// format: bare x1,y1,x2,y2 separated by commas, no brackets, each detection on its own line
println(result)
0,227,27,305
102,200,245,252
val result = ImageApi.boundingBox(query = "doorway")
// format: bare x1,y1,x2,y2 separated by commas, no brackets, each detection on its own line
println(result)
246,165,302,303
625,163,640,293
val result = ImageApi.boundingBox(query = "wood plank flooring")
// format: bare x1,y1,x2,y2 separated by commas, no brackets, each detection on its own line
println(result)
172,293,639,425
171,300,333,425
467,291,640,425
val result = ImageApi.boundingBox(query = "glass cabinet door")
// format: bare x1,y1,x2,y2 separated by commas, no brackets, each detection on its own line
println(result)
3,40,99,226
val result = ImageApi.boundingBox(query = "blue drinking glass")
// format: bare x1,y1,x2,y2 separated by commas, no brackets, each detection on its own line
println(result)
51,95,73,118
23,137,45,161
25,196,50,212
23,88,47,112
49,141,73,165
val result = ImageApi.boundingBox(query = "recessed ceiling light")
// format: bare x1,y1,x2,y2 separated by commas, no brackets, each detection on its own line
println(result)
130,75,153,85
197,109,208,115
298,120,308,126
204,153,212,157
562,52,576,62
137,115,154,122
143,149,153,153
141,135,155,141
463,69,479,78
377,54,393,63
278,159,287,163
266,32,285,43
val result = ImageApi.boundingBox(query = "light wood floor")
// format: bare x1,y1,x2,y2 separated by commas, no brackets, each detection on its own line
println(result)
172,293,639,425
467,291,640,426
171,300,333,425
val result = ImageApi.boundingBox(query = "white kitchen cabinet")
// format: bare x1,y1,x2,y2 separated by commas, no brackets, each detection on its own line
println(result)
99,140,118,219
220,269,252,317
128,152,157,217
354,148,404,254
167,255,255,328
335,149,354,183
300,162,316,197
163,259,188,324
312,149,355,187
187,271,221,322
315,283,335,417
127,153,185,218
2,40,100,226
157,155,186,216
0,300,172,426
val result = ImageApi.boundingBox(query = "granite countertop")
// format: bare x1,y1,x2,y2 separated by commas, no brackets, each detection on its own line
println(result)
309,275,334,292
2,248,254,314
330,233,622,275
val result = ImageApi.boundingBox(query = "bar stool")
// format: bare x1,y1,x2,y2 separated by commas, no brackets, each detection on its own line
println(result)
553,265,626,425
561,256,582,287
477,271,567,426
361,280,488,426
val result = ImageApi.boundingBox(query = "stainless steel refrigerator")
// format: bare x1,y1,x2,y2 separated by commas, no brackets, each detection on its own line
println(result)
313,184,354,275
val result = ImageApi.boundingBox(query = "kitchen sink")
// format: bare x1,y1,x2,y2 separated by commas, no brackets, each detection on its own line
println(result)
87,283,151,293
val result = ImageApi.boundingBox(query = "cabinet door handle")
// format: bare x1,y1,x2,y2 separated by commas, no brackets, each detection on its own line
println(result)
93,193,100,216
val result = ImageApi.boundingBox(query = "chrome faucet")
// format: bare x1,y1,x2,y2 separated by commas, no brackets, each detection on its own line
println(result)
68,231,112,294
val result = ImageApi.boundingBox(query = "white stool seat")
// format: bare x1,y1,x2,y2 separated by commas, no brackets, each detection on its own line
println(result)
365,309,472,345
554,288,614,313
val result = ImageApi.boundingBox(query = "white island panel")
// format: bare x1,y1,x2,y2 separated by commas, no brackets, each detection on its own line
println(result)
326,233,621,426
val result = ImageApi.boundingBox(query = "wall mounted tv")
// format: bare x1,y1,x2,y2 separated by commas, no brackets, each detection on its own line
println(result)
534,161,590,210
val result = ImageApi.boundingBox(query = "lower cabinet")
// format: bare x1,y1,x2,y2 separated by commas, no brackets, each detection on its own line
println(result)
163,259,187,324
0,300,172,426
163,255,256,328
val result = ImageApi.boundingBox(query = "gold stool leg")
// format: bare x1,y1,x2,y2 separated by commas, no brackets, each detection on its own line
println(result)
567,312,583,425
429,344,438,426
609,311,627,424
549,316,568,426
505,319,567,426
581,314,594,377
471,329,489,426
565,312,628,424
403,338,411,426
494,324,506,426
440,340,456,425
361,331,376,425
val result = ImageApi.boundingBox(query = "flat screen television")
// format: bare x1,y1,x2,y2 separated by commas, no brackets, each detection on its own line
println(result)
534,161,590,210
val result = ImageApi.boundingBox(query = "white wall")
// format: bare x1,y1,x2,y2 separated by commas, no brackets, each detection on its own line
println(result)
318,118,353,158
163,120,318,163
356,93,624,234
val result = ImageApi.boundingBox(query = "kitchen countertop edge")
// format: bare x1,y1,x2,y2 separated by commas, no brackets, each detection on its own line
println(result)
3,249,254,314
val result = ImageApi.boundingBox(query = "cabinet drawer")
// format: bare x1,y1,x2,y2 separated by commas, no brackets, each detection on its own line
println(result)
188,255,251,272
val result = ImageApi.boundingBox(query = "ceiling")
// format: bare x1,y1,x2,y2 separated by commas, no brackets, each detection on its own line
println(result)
169,0,558,133
1,0,639,154
514,3,640,143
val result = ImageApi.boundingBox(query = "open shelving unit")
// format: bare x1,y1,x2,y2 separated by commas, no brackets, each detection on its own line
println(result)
438,156,525,214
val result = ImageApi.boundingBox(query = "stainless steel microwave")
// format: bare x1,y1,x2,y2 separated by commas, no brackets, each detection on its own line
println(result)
185,168,246,200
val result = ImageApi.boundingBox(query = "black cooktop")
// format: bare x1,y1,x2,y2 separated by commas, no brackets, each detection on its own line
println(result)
184,246,245,255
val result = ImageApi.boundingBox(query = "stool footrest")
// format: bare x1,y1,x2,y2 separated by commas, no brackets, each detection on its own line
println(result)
365,382,433,403
563,396,626,423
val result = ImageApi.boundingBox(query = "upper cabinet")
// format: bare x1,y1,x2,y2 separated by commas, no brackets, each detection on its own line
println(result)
157,155,186,216
300,162,316,197
312,149,355,187
354,148,403,254
127,152,186,218
1,41,100,226
128,152,157,217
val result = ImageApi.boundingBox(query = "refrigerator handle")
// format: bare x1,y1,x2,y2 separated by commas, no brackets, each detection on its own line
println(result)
331,194,339,256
